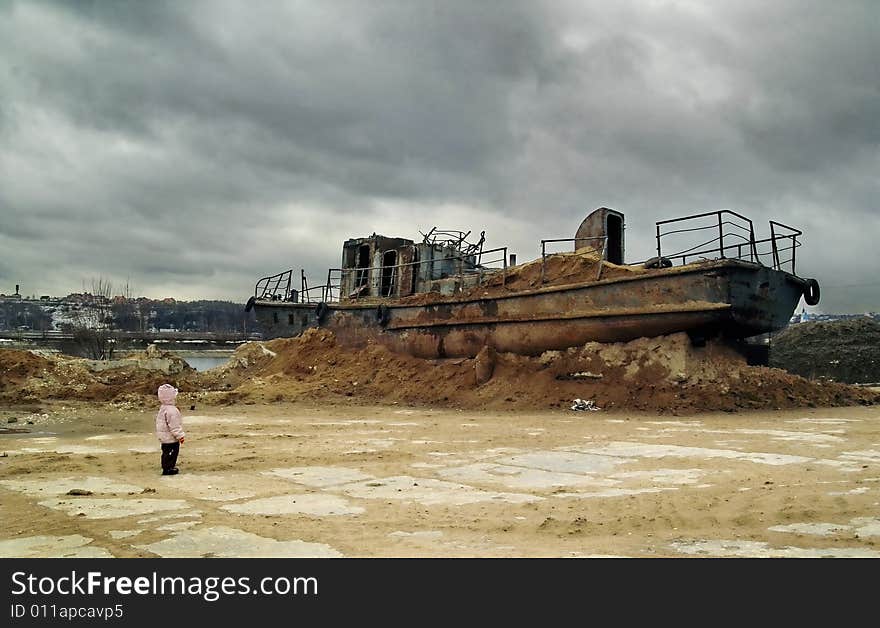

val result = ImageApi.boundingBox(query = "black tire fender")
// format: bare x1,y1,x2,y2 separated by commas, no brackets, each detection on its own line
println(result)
315,301,330,322
803,278,820,306
644,256,673,269
244,296,256,312
377,304,390,327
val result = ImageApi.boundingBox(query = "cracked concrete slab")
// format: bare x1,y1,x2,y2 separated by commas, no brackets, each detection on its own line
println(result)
654,428,844,444
437,462,616,490
556,487,678,499
15,444,114,455
307,420,383,426
827,487,870,496
785,418,858,425
388,530,444,540
221,494,365,516
128,446,158,453
497,450,627,474
839,450,880,463
768,523,850,536
138,512,202,524
109,530,143,539
812,459,865,472
157,521,201,532
669,539,880,558
180,415,247,425
609,468,706,485
0,476,143,495
159,474,265,502
851,518,880,537
135,526,342,558
38,498,190,519
0,535,113,558
768,517,880,539
264,466,373,488
336,475,541,506
570,442,812,466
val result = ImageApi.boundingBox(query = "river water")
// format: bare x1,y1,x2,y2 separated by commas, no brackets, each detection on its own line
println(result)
117,350,234,371
182,355,232,371
1,344,234,371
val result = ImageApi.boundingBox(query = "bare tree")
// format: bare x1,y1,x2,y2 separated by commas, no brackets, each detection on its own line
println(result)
120,278,133,300
117,278,150,332
90,277,114,301
70,276,118,360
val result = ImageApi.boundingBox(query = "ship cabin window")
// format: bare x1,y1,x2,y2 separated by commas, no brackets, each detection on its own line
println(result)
381,250,397,297
273,312,279,324
288,314,295,325
606,214,623,265
356,245,370,288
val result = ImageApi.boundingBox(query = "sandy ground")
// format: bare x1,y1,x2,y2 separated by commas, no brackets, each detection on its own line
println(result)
1,399,879,558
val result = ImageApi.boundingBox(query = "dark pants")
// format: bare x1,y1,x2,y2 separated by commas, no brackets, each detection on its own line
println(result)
160,442,180,473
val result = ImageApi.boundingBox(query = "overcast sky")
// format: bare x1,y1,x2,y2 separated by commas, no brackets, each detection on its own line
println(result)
1,0,878,312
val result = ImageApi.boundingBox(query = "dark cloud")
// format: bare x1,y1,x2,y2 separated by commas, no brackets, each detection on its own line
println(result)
0,0,878,312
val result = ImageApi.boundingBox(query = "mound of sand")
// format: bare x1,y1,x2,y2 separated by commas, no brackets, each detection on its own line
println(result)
770,318,880,384
0,350,55,392
3,329,877,413
0,347,196,405
197,341,279,390
477,248,645,294
394,249,646,306
197,329,878,413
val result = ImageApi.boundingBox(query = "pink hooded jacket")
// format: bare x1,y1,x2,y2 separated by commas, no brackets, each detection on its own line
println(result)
155,384,185,444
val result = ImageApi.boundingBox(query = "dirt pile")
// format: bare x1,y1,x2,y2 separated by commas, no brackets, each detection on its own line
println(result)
197,341,279,390
0,350,55,393
770,318,880,384
3,330,877,413
198,330,878,413
0,347,196,405
394,249,646,306
476,248,645,295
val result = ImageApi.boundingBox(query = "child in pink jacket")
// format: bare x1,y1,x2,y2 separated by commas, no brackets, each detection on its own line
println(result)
155,383,186,476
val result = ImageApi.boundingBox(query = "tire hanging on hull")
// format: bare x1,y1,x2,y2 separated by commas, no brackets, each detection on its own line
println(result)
803,278,820,306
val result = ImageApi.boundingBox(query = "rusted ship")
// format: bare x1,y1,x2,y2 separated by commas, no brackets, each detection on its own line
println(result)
246,208,820,359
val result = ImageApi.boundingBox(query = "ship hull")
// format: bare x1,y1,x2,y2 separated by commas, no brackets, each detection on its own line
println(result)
252,259,806,358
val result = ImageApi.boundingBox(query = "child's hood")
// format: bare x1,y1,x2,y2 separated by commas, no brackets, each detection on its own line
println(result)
157,383,178,405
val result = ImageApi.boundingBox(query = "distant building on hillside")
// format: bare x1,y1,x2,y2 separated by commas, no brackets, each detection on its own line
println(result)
1,284,22,301
789,309,880,325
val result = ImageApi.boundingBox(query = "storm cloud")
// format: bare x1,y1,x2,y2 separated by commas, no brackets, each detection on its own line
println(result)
1,0,878,311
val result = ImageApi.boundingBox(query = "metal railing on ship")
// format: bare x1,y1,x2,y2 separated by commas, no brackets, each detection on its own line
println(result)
257,245,510,304
254,269,296,301
254,210,804,304
654,210,802,274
